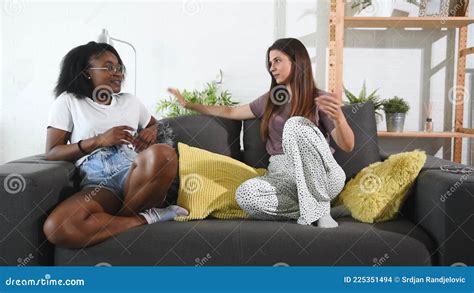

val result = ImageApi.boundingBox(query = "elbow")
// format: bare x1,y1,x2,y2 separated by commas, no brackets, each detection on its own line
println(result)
347,141,355,153
341,141,355,153
341,146,352,153
45,149,60,161
344,135,355,153
45,152,55,161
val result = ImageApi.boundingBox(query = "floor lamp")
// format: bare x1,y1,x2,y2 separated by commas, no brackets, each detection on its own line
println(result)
97,29,137,95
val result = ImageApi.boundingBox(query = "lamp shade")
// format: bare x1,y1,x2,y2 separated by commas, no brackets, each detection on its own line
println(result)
97,28,113,45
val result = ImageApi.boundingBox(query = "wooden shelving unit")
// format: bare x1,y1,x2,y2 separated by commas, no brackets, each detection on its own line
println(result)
378,131,474,138
345,16,474,28
328,0,474,163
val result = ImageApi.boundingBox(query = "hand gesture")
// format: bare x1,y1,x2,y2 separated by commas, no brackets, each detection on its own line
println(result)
315,94,344,122
97,126,134,148
167,88,187,108
133,125,158,152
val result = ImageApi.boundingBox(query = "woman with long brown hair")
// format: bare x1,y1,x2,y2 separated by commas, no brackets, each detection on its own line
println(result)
169,38,354,228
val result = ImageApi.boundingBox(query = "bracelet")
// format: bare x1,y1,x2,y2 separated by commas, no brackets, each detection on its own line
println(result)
77,140,89,155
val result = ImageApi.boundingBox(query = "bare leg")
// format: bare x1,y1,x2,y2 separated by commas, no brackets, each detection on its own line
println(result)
43,144,179,248
43,188,146,248
118,144,178,216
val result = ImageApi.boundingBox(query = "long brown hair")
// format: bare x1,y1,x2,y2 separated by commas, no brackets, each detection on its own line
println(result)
261,38,320,141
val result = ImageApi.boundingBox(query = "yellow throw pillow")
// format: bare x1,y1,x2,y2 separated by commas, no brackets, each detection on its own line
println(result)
175,143,267,221
336,150,426,223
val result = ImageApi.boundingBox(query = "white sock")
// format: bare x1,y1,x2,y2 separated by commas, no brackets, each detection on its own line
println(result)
330,205,351,219
139,205,189,224
317,213,339,228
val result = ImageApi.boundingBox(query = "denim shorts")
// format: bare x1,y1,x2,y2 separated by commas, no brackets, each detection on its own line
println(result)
78,145,138,200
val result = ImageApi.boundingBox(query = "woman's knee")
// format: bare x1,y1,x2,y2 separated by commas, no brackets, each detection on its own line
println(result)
235,181,259,210
284,116,312,131
43,211,85,247
136,144,177,175
283,116,322,142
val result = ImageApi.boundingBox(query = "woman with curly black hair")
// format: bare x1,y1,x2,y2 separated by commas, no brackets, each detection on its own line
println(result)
43,42,188,248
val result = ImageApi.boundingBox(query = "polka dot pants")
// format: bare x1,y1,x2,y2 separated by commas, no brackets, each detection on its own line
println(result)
236,116,346,225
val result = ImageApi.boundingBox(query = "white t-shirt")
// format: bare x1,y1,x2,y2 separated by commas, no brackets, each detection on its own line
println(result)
47,92,152,166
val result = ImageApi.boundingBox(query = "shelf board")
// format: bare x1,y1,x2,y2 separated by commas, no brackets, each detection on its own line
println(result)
345,17,474,28
377,131,474,138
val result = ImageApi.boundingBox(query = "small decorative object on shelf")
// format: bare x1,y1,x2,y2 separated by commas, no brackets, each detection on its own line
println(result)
382,96,411,132
419,0,469,17
424,118,434,132
424,101,434,132
392,0,421,16
419,0,451,16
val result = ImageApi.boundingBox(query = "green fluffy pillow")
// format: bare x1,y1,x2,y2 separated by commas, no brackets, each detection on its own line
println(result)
336,150,426,223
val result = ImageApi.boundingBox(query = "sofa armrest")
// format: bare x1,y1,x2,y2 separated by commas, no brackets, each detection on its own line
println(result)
0,156,77,265
379,150,390,161
404,155,474,266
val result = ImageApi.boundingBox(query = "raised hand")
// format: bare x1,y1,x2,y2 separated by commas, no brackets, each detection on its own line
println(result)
315,94,344,122
167,88,187,108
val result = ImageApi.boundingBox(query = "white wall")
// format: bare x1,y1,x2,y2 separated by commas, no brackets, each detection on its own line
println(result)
1,0,473,165
0,0,273,164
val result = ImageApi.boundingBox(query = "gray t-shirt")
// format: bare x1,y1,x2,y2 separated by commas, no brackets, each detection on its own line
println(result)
249,90,336,156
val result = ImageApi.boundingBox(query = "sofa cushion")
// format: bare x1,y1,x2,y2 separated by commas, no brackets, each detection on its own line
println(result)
160,115,242,160
242,119,270,168
54,217,434,266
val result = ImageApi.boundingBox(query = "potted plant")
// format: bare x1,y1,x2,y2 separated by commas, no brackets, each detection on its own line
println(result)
156,74,238,118
344,80,384,125
382,96,410,132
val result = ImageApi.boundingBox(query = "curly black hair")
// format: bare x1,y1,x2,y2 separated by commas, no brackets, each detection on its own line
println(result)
54,41,125,98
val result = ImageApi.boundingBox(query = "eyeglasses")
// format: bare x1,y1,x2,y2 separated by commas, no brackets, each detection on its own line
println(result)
89,64,125,74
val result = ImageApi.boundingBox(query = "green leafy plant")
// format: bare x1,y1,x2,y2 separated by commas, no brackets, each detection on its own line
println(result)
382,96,410,114
343,81,384,119
156,81,238,118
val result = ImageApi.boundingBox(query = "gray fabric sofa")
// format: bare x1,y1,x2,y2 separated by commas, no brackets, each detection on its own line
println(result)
1,102,473,266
